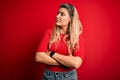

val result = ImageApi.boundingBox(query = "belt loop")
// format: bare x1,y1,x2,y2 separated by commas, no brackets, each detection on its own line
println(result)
47,69,50,75
54,72,58,77
64,72,68,78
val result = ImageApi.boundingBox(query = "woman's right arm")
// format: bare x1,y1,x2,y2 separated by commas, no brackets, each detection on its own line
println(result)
35,52,60,65
35,29,59,65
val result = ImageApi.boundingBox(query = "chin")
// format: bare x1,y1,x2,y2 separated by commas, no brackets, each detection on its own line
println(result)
56,23,61,26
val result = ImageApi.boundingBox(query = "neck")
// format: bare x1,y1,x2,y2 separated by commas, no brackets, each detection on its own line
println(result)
60,26,68,34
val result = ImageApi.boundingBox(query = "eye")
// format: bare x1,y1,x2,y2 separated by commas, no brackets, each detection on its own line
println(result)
60,12,65,16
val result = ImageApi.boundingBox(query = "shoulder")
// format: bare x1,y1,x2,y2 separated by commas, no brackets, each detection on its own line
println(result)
79,35,85,42
44,28,53,36
45,28,52,34
78,35,85,47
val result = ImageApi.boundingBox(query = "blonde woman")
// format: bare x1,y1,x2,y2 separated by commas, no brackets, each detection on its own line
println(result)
35,3,84,80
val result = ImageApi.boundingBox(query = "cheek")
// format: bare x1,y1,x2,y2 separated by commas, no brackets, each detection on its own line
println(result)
61,17,70,24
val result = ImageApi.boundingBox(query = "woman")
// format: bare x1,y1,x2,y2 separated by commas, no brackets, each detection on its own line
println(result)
35,3,84,80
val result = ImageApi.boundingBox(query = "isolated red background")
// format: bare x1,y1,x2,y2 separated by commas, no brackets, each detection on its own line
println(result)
0,0,120,80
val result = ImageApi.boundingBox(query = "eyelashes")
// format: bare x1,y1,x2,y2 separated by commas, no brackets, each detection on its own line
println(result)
57,12,65,16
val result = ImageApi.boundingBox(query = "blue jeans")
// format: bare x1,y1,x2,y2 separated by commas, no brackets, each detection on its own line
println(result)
42,69,78,80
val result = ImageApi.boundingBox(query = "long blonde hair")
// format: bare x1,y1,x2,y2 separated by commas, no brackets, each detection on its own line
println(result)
49,3,83,54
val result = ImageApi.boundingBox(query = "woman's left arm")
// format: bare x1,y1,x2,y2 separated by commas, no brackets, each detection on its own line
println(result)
52,53,82,69
51,36,84,68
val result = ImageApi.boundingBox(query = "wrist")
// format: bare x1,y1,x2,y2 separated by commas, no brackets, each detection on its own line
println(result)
50,51,55,57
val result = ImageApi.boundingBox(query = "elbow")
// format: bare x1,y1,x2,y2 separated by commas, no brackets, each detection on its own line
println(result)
35,55,40,62
73,58,83,69
35,56,40,62
35,52,42,62
74,62,81,69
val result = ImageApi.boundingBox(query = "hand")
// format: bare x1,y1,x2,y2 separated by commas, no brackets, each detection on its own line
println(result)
46,51,51,56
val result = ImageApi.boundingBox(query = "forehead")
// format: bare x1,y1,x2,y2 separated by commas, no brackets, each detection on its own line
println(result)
58,8,69,14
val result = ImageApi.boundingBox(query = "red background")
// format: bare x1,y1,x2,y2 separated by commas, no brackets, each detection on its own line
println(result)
0,0,120,80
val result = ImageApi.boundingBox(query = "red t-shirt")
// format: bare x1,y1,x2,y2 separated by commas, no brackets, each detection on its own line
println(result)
37,29,85,72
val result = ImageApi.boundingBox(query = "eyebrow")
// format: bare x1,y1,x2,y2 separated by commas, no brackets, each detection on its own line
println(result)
58,11,65,14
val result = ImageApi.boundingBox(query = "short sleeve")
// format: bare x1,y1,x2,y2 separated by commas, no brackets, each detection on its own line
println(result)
73,36,85,60
37,29,52,52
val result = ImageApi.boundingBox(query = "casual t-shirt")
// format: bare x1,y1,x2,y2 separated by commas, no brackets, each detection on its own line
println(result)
37,29,85,72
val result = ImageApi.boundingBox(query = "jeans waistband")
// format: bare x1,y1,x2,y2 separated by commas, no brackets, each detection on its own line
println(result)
45,69,76,78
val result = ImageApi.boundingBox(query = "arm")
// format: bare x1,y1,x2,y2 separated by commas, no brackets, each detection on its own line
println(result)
52,53,83,69
35,29,60,65
35,52,60,65
47,36,84,68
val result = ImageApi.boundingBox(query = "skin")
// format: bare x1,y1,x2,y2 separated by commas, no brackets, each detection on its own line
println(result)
35,8,82,68
56,8,71,34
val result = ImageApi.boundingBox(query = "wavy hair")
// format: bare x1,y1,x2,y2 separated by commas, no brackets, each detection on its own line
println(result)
49,3,83,54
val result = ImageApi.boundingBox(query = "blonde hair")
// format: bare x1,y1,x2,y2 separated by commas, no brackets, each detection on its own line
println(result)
49,4,83,54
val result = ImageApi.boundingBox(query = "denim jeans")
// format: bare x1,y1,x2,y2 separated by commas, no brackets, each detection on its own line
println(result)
42,69,78,80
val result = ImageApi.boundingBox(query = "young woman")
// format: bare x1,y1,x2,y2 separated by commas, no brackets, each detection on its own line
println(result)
35,3,84,80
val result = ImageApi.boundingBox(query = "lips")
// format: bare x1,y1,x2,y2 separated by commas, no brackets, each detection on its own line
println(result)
56,19,60,22
56,19,60,21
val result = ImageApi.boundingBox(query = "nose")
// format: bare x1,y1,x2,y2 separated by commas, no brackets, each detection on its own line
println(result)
56,13,60,19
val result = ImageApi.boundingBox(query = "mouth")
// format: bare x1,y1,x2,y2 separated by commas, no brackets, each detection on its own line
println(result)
56,18,60,21
56,19,60,23
56,19,59,21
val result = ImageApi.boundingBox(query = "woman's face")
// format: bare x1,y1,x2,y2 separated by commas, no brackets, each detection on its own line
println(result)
56,8,71,27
